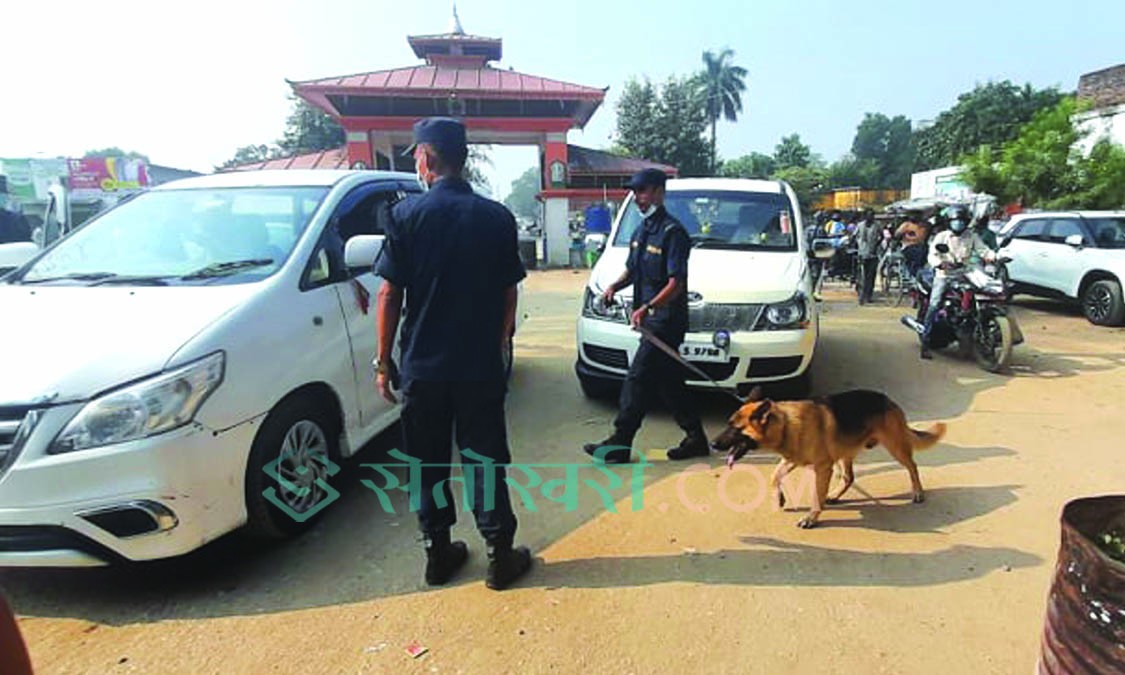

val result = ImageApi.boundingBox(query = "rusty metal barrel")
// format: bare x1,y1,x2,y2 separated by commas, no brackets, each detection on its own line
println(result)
1039,495,1125,674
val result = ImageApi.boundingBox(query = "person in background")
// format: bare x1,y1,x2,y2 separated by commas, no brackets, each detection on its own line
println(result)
854,209,881,305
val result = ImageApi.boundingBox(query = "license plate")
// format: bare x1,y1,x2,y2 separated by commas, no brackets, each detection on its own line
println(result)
679,342,727,363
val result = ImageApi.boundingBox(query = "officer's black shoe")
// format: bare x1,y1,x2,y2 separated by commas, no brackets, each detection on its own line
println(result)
667,429,711,460
423,532,469,586
583,434,632,464
485,542,533,591
920,344,933,360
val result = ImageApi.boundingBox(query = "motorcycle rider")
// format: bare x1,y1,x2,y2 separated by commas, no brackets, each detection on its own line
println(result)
920,205,997,360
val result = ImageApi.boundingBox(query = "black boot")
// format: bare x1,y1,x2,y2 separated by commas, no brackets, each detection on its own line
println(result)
423,531,469,586
583,432,632,464
920,343,933,360
667,427,710,460
486,540,533,591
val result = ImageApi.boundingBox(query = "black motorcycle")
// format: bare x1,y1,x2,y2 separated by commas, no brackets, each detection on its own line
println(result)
900,245,1024,372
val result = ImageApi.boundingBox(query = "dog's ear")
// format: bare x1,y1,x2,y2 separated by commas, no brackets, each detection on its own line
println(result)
745,386,764,402
749,399,773,425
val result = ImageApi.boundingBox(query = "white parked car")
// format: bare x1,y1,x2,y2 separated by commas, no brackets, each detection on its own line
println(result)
0,169,432,567
575,178,819,400
997,211,1125,325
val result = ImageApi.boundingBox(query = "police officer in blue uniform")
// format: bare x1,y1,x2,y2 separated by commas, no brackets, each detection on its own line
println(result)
373,117,532,591
583,168,710,464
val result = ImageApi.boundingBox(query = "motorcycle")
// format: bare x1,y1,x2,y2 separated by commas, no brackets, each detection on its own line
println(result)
899,244,1024,372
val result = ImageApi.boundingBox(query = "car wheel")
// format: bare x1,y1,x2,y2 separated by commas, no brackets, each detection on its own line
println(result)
1082,279,1125,326
243,394,340,539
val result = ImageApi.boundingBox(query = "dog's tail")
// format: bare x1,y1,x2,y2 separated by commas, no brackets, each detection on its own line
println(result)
910,422,947,451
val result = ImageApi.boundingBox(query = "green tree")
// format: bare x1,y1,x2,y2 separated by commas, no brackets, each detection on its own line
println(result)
278,97,346,154
614,75,711,176
913,81,1063,171
719,152,776,179
851,113,914,188
962,97,1125,210
504,166,541,221
83,147,151,163
773,134,814,170
773,165,827,214
826,155,881,189
699,48,748,175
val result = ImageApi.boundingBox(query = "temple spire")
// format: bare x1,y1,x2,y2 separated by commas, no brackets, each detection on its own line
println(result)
449,3,465,35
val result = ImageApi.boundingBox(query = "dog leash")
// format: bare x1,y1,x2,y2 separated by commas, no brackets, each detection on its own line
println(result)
634,324,747,404
593,284,745,403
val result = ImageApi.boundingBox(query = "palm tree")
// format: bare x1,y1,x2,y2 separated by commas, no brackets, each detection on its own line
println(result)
700,49,748,175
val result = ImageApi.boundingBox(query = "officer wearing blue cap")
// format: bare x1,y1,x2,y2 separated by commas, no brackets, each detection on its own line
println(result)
373,116,532,590
582,168,709,464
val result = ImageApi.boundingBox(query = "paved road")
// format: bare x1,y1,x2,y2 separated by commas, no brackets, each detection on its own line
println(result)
4,270,1124,673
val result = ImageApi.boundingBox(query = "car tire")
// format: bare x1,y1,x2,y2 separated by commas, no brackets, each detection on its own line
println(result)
1082,279,1125,327
243,394,341,540
996,263,1013,301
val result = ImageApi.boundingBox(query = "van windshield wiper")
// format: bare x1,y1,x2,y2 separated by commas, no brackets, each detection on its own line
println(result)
691,236,729,248
88,274,172,286
17,272,117,285
180,259,274,280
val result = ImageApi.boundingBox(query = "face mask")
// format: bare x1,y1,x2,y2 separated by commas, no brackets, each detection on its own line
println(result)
950,219,967,234
637,203,657,219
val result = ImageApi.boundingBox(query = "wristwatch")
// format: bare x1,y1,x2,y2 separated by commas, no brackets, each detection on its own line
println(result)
372,356,387,375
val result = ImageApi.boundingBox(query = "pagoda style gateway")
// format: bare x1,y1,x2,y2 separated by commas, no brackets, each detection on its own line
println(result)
275,8,676,266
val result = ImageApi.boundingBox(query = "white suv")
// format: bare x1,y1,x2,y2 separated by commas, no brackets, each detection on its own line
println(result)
997,211,1125,325
575,178,818,400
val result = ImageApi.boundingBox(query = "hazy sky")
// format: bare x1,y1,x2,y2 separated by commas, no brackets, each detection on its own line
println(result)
3,0,1122,199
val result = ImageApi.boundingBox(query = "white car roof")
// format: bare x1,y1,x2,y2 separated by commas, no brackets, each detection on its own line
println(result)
665,177,786,194
151,169,418,191
1009,210,1125,219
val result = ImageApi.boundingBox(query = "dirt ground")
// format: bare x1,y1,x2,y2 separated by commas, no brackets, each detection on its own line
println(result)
4,269,1124,674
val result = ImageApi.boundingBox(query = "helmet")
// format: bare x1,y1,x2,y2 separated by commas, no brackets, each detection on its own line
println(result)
944,206,971,234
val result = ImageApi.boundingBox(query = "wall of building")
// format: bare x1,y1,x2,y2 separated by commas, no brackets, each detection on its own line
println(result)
1073,103,1125,155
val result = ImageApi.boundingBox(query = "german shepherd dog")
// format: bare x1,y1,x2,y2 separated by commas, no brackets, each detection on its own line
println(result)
711,388,947,528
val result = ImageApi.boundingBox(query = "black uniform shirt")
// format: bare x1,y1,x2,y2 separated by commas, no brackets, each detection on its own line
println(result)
374,177,526,385
625,205,691,340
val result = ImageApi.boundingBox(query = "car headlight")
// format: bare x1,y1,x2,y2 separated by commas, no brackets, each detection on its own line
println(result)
582,287,629,324
49,352,225,454
765,294,808,329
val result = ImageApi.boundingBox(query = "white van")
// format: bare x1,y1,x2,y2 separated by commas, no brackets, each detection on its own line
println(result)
0,169,428,566
575,178,819,400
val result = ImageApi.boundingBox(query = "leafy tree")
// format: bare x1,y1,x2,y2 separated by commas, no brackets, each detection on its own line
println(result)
826,155,881,190
773,134,815,170
699,48,748,175
614,76,711,176
913,81,1063,171
773,165,827,214
278,97,346,154
503,167,541,221
719,152,776,179
962,97,1125,210
83,147,151,163
851,113,914,188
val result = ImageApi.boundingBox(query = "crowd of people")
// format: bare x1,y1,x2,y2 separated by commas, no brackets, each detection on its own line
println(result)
804,204,1005,303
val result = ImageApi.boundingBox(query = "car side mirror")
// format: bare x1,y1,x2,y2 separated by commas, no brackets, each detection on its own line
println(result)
1065,234,1085,249
344,235,385,272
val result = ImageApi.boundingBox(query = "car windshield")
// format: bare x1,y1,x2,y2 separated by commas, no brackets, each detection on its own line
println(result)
14,186,328,285
1088,217,1125,249
612,190,797,251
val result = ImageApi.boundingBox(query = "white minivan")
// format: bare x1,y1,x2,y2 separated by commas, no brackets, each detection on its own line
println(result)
576,178,819,400
0,169,431,566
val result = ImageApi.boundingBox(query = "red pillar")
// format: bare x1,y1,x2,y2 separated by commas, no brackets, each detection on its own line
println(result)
345,131,374,169
542,140,568,189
